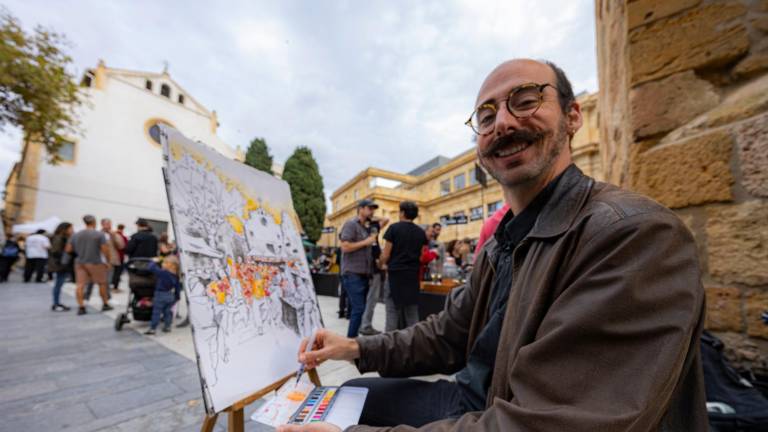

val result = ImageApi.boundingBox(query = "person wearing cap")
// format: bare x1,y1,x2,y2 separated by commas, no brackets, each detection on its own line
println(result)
124,218,159,259
339,199,380,338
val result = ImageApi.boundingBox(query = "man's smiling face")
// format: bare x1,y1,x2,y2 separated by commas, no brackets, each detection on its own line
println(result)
474,60,580,189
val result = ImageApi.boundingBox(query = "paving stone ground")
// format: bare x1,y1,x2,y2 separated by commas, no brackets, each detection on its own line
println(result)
0,271,386,431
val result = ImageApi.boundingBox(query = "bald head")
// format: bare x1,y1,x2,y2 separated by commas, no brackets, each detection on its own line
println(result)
476,59,574,114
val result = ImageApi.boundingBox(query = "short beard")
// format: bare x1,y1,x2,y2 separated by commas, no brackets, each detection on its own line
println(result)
483,118,569,188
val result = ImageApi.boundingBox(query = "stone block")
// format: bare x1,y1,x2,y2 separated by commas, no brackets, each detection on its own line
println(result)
632,130,734,208
752,15,768,33
707,201,768,287
628,0,701,29
733,53,768,79
705,286,744,332
629,3,750,84
746,290,768,339
630,70,720,139
734,113,768,197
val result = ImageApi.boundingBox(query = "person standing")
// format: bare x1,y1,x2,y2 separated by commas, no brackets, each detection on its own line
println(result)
48,222,73,311
380,201,428,331
339,199,379,338
124,219,158,259
111,224,129,291
66,215,113,315
359,214,389,336
144,258,181,335
0,235,21,282
101,218,125,292
23,229,50,283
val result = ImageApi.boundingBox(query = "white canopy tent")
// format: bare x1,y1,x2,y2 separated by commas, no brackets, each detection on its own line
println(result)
11,216,62,235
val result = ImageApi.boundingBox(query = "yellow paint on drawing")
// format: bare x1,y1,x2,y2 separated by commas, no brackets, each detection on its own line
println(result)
216,291,226,304
243,198,259,219
252,279,266,299
226,215,244,235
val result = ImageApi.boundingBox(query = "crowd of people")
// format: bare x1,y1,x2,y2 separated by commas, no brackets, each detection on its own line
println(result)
0,216,181,332
336,199,477,337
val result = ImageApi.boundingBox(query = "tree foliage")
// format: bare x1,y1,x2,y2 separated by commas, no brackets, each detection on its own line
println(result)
244,137,273,174
282,147,326,243
0,10,82,163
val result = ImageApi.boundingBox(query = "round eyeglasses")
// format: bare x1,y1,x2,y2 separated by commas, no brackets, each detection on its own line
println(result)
465,83,557,135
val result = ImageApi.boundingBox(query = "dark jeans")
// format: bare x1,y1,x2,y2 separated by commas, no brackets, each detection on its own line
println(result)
342,273,369,337
0,257,17,281
343,377,466,427
150,290,175,329
52,271,68,305
24,258,47,282
111,264,124,289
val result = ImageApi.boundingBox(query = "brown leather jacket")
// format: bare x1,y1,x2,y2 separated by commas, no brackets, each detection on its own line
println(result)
353,166,707,431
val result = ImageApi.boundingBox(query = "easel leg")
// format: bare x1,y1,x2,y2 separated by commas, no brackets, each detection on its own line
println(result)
200,414,218,432
228,408,244,432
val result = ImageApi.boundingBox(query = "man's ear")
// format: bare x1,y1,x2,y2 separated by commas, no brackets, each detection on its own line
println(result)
566,101,583,138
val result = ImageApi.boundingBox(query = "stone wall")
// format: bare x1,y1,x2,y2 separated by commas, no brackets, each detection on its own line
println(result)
596,0,768,371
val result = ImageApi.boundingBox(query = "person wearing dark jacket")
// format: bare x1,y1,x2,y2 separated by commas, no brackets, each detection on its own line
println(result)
281,59,706,432
48,222,74,311
124,219,158,259
144,258,181,335
0,236,21,282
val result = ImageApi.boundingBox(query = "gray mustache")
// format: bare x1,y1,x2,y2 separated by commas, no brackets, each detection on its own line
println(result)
480,129,545,158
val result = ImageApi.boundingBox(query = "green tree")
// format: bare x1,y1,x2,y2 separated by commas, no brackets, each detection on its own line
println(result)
244,137,273,174
282,147,326,242
0,10,82,163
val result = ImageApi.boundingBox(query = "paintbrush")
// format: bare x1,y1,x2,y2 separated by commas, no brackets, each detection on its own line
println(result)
294,331,317,387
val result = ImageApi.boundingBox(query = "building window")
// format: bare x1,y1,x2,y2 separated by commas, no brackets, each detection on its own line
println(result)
160,83,171,98
144,118,175,146
488,200,503,214
81,71,94,88
454,173,466,190
145,79,153,91
470,206,483,221
469,167,478,186
58,141,75,163
353,189,359,200
178,94,185,104
440,179,451,196
439,214,450,225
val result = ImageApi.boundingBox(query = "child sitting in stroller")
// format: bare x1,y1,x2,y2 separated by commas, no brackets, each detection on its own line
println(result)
144,257,181,335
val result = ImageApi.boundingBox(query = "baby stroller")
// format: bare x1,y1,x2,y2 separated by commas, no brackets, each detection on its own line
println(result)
114,258,156,331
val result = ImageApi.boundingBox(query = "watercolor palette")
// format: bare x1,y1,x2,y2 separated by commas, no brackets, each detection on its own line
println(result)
288,386,339,424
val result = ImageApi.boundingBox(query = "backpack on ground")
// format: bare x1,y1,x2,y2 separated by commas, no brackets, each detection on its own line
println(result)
703,330,768,431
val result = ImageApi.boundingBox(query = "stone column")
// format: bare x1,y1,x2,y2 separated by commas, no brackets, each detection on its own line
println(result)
596,0,768,369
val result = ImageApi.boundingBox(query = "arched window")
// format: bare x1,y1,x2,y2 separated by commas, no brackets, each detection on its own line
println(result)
160,83,171,98
144,118,175,146
145,79,153,91
178,94,185,104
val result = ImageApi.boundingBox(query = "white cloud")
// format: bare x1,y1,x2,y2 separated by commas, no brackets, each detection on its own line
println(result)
1,0,597,203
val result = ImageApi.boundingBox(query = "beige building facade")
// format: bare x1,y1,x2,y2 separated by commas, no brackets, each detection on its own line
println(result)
319,92,601,247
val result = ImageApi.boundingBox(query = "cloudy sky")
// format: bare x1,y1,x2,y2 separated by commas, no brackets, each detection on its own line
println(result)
1,0,597,201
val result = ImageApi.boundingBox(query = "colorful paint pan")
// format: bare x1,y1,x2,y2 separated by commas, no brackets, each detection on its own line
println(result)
288,386,340,424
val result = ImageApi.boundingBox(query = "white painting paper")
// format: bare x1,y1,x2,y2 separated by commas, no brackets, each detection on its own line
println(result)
160,127,323,413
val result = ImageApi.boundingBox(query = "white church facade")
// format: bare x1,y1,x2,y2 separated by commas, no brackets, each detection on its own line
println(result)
3,60,242,235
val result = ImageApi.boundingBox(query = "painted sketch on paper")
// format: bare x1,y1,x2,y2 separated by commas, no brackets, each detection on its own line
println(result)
160,126,323,414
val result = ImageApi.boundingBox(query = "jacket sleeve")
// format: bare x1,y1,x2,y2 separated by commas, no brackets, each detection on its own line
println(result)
349,211,705,432
355,253,484,377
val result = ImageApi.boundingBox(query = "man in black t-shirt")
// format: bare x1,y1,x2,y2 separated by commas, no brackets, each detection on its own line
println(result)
380,201,428,330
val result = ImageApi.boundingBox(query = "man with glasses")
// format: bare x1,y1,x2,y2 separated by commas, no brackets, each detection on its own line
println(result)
281,59,706,432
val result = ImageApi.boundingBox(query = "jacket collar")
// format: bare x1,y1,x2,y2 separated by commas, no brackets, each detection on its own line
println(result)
528,164,593,239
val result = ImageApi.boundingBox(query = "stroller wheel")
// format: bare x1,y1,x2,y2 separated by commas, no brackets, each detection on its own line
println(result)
114,313,129,331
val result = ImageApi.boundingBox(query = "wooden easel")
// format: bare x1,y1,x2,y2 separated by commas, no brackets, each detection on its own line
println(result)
200,368,322,432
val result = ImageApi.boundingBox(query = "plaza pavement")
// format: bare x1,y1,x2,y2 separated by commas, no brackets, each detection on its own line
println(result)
0,272,387,431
